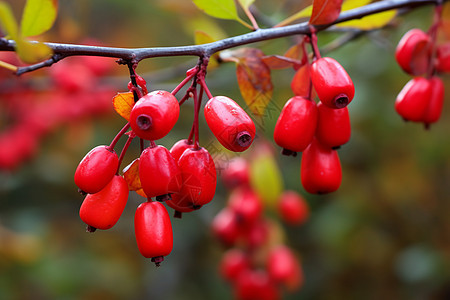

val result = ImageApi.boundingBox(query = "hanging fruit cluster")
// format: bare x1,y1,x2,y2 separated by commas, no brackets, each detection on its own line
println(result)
212,149,309,300
394,4,446,128
74,63,256,266
274,33,353,195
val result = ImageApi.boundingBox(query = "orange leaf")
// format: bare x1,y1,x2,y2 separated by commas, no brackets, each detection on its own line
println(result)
232,48,273,116
122,158,144,192
310,0,343,25
112,92,134,121
262,55,302,70
284,43,305,62
291,64,314,98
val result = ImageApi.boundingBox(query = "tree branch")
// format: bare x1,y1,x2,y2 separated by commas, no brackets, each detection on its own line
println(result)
0,0,445,75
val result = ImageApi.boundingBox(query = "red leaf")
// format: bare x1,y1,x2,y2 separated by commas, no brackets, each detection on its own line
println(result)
230,48,273,116
310,0,343,25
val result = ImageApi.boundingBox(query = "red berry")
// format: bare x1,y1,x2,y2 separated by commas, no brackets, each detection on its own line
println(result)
234,269,280,300
395,77,432,122
277,190,309,225
267,245,304,292
219,248,251,282
79,175,129,231
204,96,256,152
166,147,217,211
169,139,195,162
134,201,173,266
301,138,342,194
311,57,355,109
139,145,182,201
273,96,317,155
228,187,263,226
315,101,351,149
221,157,251,189
74,145,119,194
129,90,180,141
242,219,270,249
436,42,450,73
211,208,240,246
395,28,431,76
423,76,444,127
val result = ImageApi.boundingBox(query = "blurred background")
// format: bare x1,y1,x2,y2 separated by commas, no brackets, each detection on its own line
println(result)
1,0,450,299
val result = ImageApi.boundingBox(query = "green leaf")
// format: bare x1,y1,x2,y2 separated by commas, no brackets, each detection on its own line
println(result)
250,147,283,208
0,1,19,38
21,0,58,37
336,0,396,30
192,0,240,20
15,39,52,63
237,0,255,10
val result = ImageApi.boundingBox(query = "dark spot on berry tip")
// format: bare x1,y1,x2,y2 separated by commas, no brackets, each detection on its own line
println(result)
156,194,172,202
86,225,97,233
236,131,252,147
281,148,297,157
334,94,349,108
331,146,341,150
151,256,164,267
137,114,152,130
78,188,87,196
174,211,183,219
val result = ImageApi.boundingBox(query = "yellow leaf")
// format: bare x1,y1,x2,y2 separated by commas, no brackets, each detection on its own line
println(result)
112,92,134,121
15,39,52,64
21,0,58,37
336,0,396,30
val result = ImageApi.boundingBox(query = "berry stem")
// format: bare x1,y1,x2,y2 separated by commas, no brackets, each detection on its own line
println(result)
117,134,134,175
309,28,322,60
171,68,198,96
192,88,201,149
109,122,131,150
426,2,443,78
126,61,143,102
199,77,213,99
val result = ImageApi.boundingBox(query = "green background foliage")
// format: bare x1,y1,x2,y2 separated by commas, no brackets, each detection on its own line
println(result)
1,1,450,299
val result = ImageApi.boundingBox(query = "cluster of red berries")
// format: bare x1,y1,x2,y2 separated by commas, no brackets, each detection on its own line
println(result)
0,52,115,171
212,156,308,299
74,67,256,266
274,35,353,194
394,6,446,128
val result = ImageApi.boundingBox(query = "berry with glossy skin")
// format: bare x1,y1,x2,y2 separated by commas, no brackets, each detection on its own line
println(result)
129,90,180,141
301,138,342,194
139,145,182,201
134,201,173,266
423,76,444,128
395,28,431,75
267,245,303,292
169,139,195,162
315,101,351,149
277,190,309,226
74,145,119,194
79,175,129,231
395,77,432,122
273,96,317,155
311,57,355,109
219,248,251,283
204,96,256,152
228,187,263,226
166,147,217,211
